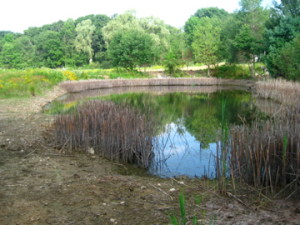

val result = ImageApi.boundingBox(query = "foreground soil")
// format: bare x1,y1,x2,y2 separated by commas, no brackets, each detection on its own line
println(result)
0,87,299,225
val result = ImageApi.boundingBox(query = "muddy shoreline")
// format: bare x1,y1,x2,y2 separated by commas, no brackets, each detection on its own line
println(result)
0,86,299,225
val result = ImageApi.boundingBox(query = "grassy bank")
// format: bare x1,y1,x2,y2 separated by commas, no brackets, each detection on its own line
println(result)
0,68,148,98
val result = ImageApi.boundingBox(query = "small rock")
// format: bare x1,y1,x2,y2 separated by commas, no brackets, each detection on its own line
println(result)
169,188,176,192
120,201,125,205
110,218,116,223
87,147,95,155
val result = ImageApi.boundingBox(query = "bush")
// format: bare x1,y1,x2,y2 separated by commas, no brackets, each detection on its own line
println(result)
212,64,251,79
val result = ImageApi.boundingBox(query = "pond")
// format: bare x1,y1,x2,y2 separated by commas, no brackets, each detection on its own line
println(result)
46,86,269,178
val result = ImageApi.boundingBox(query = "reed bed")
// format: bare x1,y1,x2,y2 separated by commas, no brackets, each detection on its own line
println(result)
50,100,155,168
59,78,253,93
229,105,300,197
256,79,300,105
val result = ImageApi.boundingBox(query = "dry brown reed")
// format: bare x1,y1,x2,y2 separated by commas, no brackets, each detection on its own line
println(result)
50,100,154,168
230,106,300,197
256,79,300,105
59,78,253,93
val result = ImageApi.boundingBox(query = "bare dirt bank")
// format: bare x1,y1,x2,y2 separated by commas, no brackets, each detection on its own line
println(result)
0,86,299,225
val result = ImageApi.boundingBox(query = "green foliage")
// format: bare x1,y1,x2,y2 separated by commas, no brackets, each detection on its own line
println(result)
264,0,300,80
273,35,300,80
184,7,229,46
212,64,251,79
0,68,82,98
191,17,222,76
74,19,96,64
108,70,149,79
102,11,173,64
108,30,155,70
35,31,64,68
0,4,298,78
169,193,187,225
163,29,185,75
163,51,181,75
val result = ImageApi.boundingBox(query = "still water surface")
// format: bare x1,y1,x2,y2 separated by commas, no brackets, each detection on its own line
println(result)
48,87,266,178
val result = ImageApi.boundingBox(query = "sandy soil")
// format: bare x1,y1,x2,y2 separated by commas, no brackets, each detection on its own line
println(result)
0,87,299,225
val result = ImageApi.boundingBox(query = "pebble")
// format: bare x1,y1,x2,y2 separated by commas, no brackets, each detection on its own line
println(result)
87,147,95,155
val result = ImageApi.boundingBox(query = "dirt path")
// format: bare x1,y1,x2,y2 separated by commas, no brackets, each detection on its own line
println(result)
0,87,299,225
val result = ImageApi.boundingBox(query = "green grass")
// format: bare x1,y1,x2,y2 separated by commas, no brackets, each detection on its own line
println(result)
0,68,151,98
0,68,64,98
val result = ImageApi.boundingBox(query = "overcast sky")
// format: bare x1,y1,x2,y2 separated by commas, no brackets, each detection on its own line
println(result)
1,0,276,33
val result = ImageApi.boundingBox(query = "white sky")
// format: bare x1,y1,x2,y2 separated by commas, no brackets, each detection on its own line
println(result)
0,0,276,33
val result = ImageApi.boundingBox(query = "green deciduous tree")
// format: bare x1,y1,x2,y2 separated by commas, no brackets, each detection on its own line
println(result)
108,30,155,70
184,7,229,46
74,19,96,64
61,19,76,66
191,17,222,76
102,11,171,64
35,31,64,68
272,34,300,80
233,0,269,76
0,34,35,68
163,28,185,75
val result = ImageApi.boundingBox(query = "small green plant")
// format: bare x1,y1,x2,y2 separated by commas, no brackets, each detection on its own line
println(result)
169,193,209,225
169,192,187,225
29,86,35,96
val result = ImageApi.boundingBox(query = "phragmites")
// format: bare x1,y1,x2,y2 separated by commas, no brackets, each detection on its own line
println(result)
229,105,300,197
50,100,155,168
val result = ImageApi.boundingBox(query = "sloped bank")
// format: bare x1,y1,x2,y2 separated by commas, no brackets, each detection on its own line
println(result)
59,77,254,93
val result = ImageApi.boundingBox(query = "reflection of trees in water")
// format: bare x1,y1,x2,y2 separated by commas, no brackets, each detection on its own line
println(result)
104,90,261,145
150,122,219,178
51,90,266,176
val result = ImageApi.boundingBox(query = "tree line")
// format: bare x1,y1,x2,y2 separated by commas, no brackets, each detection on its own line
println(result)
0,0,299,80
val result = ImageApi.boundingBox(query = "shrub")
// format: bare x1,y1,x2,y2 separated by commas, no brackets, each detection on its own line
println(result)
212,64,251,79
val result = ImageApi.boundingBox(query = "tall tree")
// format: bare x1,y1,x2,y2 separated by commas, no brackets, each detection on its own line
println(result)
191,17,222,76
234,0,269,76
102,11,171,63
184,7,229,46
61,19,76,66
75,14,111,63
108,30,155,70
264,0,300,79
35,30,64,68
74,19,96,64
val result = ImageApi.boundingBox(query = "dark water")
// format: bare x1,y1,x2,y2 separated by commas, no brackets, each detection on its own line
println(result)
47,87,266,178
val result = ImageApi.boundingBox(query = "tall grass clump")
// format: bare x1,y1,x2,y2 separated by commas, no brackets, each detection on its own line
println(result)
50,100,155,168
230,105,300,197
256,78,300,105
